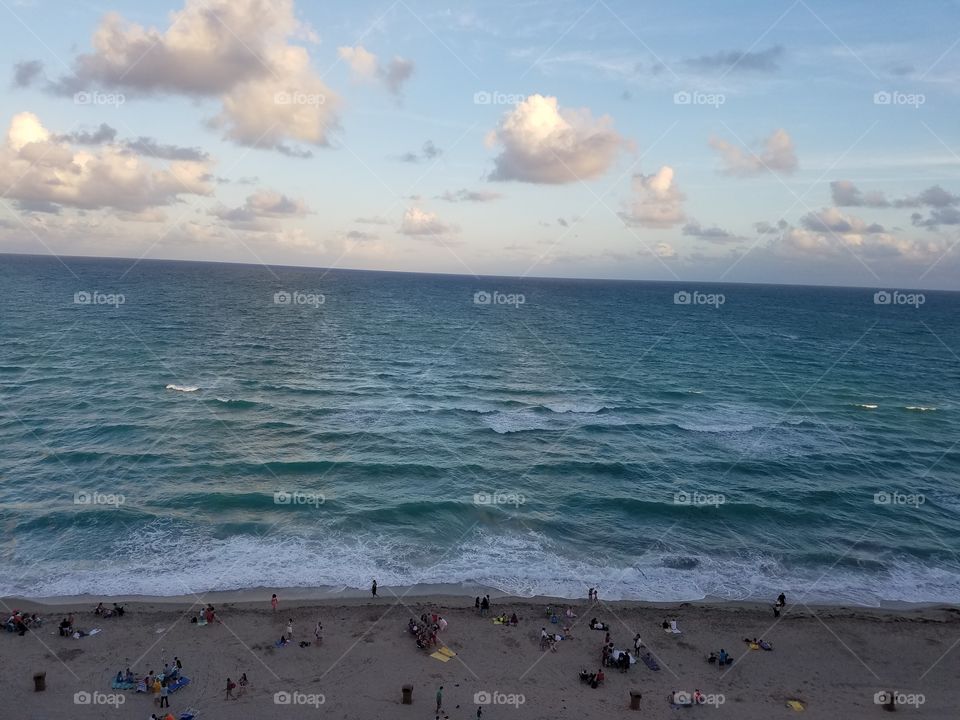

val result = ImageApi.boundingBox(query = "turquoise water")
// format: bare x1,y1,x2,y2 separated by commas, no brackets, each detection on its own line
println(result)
1,254,958,604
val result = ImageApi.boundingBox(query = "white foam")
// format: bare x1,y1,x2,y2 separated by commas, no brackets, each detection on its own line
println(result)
904,406,936,412
5,524,960,606
854,404,878,410
165,384,199,393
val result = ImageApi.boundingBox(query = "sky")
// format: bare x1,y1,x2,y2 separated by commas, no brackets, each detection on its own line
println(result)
1,0,959,289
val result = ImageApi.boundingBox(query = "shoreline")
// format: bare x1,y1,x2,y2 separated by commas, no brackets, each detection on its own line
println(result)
5,582,951,612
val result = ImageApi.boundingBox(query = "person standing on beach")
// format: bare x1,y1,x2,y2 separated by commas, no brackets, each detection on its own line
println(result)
271,593,278,612
314,619,323,645
436,685,443,714
225,677,236,700
475,596,480,613
371,579,377,597
286,619,293,639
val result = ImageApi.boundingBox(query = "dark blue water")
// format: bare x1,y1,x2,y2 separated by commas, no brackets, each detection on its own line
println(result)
1,254,958,604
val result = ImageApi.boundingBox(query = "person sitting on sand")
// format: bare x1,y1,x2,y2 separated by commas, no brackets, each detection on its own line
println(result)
124,669,135,684
113,603,124,617
115,670,123,684
718,648,728,665
595,668,604,686
694,689,705,704
510,612,519,625
238,673,248,697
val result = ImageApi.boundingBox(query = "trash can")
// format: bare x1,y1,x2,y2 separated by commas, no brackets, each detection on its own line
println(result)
401,684,413,704
629,690,642,710
33,672,46,692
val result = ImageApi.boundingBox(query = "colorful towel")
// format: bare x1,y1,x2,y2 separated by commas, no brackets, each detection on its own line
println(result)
641,653,660,671
786,699,805,711
111,680,135,690
168,676,191,693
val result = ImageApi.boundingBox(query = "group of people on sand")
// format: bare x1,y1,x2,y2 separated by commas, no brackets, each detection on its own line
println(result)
408,612,447,649
224,673,249,700
94,602,124,618
4,610,41,635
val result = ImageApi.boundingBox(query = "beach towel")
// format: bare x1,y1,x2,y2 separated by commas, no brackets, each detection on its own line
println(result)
641,653,660,671
111,680,135,690
429,651,452,662
611,649,635,664
492,618,505,625
668,620,682,634
167,676,191,693
786,700,805,711
179,708,199,720
759,640,773,651
274,639,289,648
136,681,147,693
438,646,456,657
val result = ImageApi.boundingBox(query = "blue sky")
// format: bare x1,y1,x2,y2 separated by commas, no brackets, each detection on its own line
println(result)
1,0,958,288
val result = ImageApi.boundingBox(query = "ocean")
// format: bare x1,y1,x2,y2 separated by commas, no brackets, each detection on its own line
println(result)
1,253,958,605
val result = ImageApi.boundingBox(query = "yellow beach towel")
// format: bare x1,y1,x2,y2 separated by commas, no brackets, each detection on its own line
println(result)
786,699,805,711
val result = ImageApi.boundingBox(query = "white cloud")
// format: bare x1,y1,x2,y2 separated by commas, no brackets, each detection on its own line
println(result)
800,207,884,234
0,112,213,212
399,206,457,236
487,94,628,184
53,0,340,154
337,45,414,97
709,128,797,176
622,166,685,228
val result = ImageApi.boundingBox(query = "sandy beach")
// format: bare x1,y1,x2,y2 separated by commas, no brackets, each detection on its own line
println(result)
1,590,956,719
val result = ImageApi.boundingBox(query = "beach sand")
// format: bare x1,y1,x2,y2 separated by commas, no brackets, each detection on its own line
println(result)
1,592,956,719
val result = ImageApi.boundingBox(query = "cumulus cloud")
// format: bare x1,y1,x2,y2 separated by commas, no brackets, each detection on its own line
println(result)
769,218,947,262
709,128,797,176
622,166,685,228
683,45,784,73
345,229,377,242
212,188,309,229
45,0,339,154
439,188,501,203
800,207,885,234
338,45,414,98
830,180,890,208
894,185,960,209
0,112,213,213
682,220,737,241
487,94,628,184
911,207,960,229
399,206,457,236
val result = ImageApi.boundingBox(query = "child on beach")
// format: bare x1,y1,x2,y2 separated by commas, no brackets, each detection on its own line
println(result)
271,593,278,612
371,579,377,597
314,620,323,644
286,619,293,639
238,673,248,696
